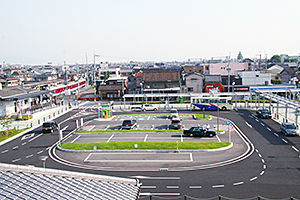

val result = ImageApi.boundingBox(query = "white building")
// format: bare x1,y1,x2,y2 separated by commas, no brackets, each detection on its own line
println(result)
236,71,271,86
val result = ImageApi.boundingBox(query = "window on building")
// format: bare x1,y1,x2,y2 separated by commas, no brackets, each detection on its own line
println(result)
188,87,194,91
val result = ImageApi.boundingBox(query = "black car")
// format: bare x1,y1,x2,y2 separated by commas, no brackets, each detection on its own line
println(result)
42,121,58,133
122,119,137,129
256,109,271,119
183,126,216,137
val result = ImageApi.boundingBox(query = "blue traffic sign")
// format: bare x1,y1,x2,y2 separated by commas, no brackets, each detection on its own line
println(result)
225,121,231,125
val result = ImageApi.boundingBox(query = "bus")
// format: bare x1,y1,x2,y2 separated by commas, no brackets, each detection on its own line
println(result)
191,96,233,111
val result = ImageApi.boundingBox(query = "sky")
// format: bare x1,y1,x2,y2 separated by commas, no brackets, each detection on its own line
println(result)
1,0,300,65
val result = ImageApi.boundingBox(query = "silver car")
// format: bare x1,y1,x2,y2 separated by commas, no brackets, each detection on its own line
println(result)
280,122,298,136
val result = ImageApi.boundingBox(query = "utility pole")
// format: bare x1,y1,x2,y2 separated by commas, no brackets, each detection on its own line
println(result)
227,54,231,92
93,53,100,101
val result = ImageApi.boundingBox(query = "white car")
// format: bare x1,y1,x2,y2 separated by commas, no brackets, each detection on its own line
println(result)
141,104,158,111
169,109,179,119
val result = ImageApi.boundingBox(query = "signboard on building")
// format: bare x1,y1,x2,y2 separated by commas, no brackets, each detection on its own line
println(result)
205,84,224,93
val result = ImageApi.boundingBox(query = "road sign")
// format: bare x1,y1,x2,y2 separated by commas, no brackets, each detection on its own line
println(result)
226,121,231,125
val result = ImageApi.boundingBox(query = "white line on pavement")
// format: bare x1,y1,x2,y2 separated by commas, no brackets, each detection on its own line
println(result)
263,165,266,169
267,127,271,131
250,177,257,181
189,186,202,189
71,135,81,143
261,159,265,163
167,186,179,189
22,142,26,146
105,125,110,130
144,134,148,142
212,185,225,188
260,171,265,176
233,182,244,186
181,135,183,142
282,139,288,144
140,193,180,196
107,134,114,142
216,135,221,142
1,149,8,154
274,133,279,137
26,154,33,159
190,153,193,162
37,150,43,154
28,133,43,143
12,146,19,150
261,123,265,126
245,122,253,128
12,158,21,163
292,146,299,152
141,186,156,189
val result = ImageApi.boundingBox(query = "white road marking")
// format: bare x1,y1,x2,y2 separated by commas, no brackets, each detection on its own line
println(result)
144,134,148,142
263,165,266,169
61,125,69,131
249,115,253,118
292,146,299,152
260,171,265,176
26,154,33,159
167,186,179,189
181,135,183,142
129,176,180,180
216,135,221,142
107,134,114,142
258,154,262,158
261,123,265,126
140,193,180,196
255,149,259,153
147,116,151,120
250,177,257,181
12,158,21,163
21,133,35,140
274,133,279,137
141,186,156,189
28,133,43,143
151,125,154,130
37,150,43,154
22,142,26,146
233,182,244,186
1,149,8,154
105,125,110,130
88,125,95,131
71,135,81,143
245,122,253,128
261,159,265,163
267,127,271,131
190,153,193,161
212,185,225,188
189,186,202,189
282,139,288,144
255,119,259,122
12,146,19,150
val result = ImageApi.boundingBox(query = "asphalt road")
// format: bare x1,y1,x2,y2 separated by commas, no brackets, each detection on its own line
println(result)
1,103,300,199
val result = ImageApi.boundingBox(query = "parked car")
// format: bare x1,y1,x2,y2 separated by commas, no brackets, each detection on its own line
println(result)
170,118,182,129
141,104,158,111
280,122,298,136
256,109,271,119
122,119,137,129
130,105,142,112
169,109,179,119
183,126,216,137
42,121,58,133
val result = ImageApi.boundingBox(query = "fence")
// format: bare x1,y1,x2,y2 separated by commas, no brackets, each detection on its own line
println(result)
0,105,71,132
138,194,298,200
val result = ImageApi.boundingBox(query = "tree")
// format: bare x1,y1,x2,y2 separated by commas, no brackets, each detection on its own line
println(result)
237,51,243,61
0,115,14,136
270,55,282,63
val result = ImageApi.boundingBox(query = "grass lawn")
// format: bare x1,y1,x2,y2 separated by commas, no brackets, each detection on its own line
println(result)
60,141,230,150
0,128,29,142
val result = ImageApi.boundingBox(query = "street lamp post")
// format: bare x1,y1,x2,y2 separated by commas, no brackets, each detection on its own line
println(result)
93,53,100,101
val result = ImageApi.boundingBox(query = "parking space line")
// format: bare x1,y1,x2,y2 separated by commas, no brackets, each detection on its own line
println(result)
216,135,221,142
71,135,81,143
250,177,257,181
144,134,148,142
107,134,114,142
282,139,288,144
167,186,179,189
190,153,193,161
189,186,202,189
141,186,156,189
181,135,183,142
274,132,279,137
147,116,151,120
89,125,95,131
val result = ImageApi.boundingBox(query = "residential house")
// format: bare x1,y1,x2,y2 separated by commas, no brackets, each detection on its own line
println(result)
97,76,128,100
184,72,204,93
142,68,182,94
280,68,295,84
268,65,284,80
236,70,271,86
